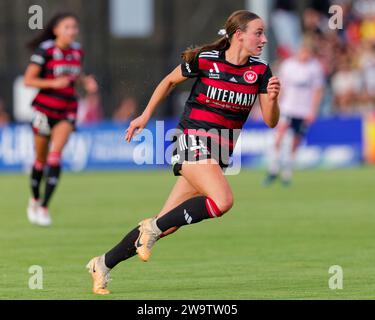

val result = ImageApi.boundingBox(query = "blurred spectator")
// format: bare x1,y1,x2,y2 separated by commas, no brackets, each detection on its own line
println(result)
303,7,327,37
268,0,375,115
112,97,137,123
359,12,375,45
0,98,10,127
354,0,375,17
339,1,362,48
308,0,331,16
331,50,362,113
77,75,103,125
314,32,340,79
359,41,375,109
271,0,302,57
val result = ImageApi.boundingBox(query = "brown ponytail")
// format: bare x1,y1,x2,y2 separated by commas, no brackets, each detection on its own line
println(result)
27,12,79,51
181,10,261,63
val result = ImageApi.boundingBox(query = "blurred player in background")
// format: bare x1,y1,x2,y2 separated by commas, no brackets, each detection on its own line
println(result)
24,12,97,226
263,39,324,186
87,10,280,295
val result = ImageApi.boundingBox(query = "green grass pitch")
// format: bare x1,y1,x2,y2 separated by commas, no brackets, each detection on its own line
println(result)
0,167,374,300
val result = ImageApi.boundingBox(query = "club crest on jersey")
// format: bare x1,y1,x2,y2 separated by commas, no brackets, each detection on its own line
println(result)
72,51,81,61
243,70,258,84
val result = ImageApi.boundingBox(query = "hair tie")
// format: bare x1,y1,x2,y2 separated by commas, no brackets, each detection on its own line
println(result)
218,29,229,39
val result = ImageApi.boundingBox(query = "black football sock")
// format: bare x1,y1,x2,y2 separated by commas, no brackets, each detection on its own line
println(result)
41,165,61,207
104,227,140,269
31,165,44,200
155,196,221,232
104,197,222,269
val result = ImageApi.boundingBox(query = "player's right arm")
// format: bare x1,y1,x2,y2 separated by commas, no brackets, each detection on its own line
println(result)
24,63,71,90
125,65,188,142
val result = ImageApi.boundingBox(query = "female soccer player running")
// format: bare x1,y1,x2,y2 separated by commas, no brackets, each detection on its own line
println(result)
24,12,96,226
87,10,280,295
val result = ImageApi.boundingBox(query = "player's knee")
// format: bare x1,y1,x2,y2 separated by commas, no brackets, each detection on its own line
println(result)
217,194,234,214
34,159,46,170
206,194,234,217
47,151,62,166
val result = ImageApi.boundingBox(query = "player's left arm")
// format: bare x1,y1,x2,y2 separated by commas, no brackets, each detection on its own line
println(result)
305,62,325,124
74,49,97,90
259,76,281,128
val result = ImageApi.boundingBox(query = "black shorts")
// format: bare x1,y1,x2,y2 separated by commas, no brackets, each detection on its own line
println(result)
171,133,231,176
284,116,308,136
31,110,76,137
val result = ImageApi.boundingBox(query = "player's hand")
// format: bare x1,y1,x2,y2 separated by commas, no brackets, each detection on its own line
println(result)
267,76,281,101
51,76,71,89
82,74,99,94
125,114,148,142
305,114,316,125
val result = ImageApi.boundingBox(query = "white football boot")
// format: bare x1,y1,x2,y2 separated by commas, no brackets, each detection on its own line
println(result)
36,206,52,227
27,198,40,225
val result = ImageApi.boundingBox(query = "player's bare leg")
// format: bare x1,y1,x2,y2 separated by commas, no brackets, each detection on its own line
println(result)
281,133,303,185
264,121,289,186
28,134,49,224
37,120,74,226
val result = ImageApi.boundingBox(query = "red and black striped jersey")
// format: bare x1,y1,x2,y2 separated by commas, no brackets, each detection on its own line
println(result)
179,50,272,152
29,39,84,120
